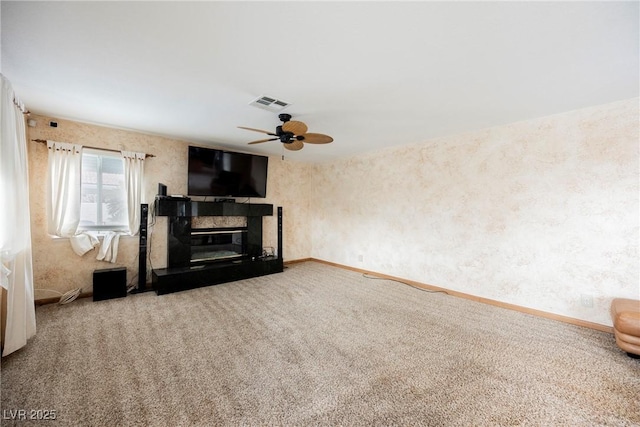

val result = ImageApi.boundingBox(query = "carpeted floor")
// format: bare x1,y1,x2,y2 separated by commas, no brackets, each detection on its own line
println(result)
2,261,639,426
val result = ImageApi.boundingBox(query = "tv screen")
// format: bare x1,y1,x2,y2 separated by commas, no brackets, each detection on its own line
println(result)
188,146,268,198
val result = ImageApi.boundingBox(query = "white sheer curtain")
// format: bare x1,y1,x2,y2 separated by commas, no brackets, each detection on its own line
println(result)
121,151,145,235
0,74,36,356
46,141,83,237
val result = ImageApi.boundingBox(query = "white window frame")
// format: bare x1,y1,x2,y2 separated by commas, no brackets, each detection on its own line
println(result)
78,148,129,233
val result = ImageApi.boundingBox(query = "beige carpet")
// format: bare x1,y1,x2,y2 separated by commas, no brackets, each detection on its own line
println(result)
2,261,639,426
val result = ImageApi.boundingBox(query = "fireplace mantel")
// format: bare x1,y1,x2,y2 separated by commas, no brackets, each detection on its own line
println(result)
155,198,273,217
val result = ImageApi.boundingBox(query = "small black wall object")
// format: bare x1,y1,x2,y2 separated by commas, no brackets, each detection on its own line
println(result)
158,183,167,196
93,267,127,301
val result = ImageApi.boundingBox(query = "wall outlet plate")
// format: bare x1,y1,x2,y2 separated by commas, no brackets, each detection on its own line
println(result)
580,294,594,308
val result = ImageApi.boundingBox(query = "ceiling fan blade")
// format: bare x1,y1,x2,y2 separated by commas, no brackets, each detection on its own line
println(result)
282,120,308,135
301,133,333,144
248,138,279,145
284,140,304,151
238,126,274,135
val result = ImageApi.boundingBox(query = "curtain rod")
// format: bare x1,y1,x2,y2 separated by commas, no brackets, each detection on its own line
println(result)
14,97,30,114
31,139,155,158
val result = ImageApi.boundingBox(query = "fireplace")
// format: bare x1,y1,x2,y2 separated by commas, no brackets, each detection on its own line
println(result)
154,200,283,295
190,227,247,264
163,201,277,270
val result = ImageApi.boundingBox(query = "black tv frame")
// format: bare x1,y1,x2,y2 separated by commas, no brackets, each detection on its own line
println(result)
187,146,268,198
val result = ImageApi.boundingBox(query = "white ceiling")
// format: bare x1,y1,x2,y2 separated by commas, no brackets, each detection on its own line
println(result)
2,1,638,163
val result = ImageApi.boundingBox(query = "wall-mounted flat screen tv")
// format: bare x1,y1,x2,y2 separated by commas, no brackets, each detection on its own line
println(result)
188,146,268,198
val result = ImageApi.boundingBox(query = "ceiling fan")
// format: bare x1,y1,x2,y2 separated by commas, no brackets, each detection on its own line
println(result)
238,113,333,151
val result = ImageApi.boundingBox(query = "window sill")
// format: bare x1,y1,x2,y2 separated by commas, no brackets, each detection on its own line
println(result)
50,231,135,240
77,230,130,236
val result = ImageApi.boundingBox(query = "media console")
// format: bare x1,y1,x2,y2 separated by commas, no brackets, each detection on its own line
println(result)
152,199,283,295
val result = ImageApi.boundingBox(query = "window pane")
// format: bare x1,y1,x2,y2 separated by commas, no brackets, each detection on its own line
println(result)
81,154,98,185
101,183,126,225
79,153,127,230
80,155,98,226
101,156,124,175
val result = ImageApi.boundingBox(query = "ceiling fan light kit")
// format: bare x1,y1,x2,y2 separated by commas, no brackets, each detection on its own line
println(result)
239,113,333,151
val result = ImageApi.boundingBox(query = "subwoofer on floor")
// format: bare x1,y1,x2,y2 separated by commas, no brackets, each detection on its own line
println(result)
93,267,127,301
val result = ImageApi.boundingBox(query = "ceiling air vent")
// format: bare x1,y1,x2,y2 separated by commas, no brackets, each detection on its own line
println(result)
249,95,291,112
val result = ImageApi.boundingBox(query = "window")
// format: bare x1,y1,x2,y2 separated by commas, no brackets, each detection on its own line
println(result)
79,149,128,231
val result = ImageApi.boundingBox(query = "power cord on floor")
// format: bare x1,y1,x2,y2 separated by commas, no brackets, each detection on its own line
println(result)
127,264,139,293
59,288,83,304
362,273,449,295
35,287,87,305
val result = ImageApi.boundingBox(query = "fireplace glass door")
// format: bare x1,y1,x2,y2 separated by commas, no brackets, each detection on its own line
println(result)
190,227,247,263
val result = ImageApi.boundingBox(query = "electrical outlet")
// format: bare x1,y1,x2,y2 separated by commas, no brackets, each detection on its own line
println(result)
580,294,593,308
358,254,364,263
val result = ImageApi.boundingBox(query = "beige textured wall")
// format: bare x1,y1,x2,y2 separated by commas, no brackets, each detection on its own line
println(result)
310,99,639,326
27,116,311,300
27,99,638,327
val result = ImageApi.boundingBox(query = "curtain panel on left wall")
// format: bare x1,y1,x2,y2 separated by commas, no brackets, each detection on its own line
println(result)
0,74,36,356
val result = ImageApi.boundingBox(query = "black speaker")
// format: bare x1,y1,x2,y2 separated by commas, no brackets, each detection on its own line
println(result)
138,203,149,291
277,206,283,260
93,267,127,301
158,183,167,197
